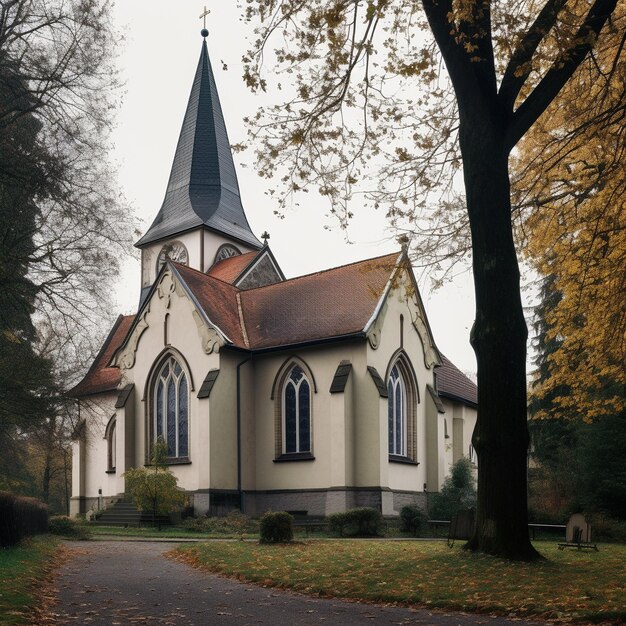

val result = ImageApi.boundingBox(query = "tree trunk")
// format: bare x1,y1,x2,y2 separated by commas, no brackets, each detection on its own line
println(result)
460,117,541,560
42,452,52,505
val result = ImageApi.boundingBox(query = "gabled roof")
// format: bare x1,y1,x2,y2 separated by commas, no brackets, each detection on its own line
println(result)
206,246,285,289
437,354,477,408
207,250,260,283
172,263,247,347
239,253,398,350
77,252,475,406
136,39,261,250
73,315,135,397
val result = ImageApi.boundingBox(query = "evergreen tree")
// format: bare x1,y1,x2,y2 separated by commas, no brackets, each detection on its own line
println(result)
0,61,56,483
429,458,477,520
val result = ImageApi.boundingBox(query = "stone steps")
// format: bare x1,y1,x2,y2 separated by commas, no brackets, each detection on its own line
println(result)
92,499,171,527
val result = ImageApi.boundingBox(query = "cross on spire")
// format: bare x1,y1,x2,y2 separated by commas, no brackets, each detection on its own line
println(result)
199,6,210,29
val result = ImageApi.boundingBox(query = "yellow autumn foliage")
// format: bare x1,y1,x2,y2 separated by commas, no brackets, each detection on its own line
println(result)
514,7,626,420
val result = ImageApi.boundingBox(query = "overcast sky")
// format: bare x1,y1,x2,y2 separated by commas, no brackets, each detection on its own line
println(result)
109,1,479,375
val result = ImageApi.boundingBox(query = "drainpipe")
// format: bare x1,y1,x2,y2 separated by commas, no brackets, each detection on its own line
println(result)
236,357,251,513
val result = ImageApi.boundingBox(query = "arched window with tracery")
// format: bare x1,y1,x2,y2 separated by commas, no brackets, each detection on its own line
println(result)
153,356,189,459
105,415,116,472
282,365,311,454
388,365,406,456
387,355,418,462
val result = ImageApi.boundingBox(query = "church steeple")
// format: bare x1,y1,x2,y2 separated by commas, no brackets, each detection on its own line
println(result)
136,34,261,250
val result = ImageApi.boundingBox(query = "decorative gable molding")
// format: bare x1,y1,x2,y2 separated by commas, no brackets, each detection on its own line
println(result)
192,310,221,354
410,307,440,370
157,270,185,309
114,304,150,370
160,266,225,354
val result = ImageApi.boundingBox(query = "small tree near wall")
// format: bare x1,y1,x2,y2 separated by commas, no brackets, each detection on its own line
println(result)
124,439,186,529
430,458,477,520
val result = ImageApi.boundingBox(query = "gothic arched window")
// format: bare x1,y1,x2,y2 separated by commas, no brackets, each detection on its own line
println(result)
154,356,189,459
387,355,418,461
282,365,311,454
388,365,406,456
105,415,116,472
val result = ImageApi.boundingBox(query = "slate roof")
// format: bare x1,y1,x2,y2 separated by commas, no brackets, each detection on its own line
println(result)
72,315,135,396
136,39,261,250
436,354,477,407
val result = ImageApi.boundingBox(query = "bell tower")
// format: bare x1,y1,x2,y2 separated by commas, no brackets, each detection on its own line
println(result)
135,25,261,304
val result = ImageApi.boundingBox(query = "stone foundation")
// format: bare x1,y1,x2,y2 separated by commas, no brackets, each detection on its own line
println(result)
70,494,122,518
74,488,429,519
241,488,427,517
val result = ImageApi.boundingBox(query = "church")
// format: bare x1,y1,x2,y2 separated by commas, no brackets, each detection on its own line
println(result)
70,31,477,519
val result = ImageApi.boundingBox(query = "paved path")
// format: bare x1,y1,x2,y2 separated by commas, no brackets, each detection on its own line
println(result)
48,540,544,625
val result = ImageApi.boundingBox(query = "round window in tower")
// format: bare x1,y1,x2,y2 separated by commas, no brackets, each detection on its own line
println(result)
156,242,189,272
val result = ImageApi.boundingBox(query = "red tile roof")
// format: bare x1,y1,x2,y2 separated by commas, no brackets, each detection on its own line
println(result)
75,253,477,410
206,250,260,283
73,315,135,397
173,264,247,346
239,253,398,349
437,354,477,407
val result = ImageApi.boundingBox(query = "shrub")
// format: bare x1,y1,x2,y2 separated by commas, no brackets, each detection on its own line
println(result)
327,511,349,536
124,438,186,527
0,491,48,547
328,507,384,537
183,511,258,535
429,458,477,520
259,511,293,543
400,505,427,536
49,516,90,539
588,514,626,543
0,491,19,547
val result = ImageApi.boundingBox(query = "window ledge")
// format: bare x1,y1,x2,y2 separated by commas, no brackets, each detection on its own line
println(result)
388,455,419,466
105,469,116,474
274,453,315,463
145,457,191,467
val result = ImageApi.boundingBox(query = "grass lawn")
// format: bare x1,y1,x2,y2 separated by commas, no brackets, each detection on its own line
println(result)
0,536,61,624
87,524,339,540
176,540,626,624
87,525,259,540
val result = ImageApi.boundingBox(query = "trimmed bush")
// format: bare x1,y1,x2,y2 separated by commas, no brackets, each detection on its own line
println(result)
400,505,427,536
183,511,258,535
0,491,48,547
259,511,293,543
49,516,90,539
328,507,384,537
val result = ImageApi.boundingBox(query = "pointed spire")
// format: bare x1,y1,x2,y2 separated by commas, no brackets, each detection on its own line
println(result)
136,36,261,250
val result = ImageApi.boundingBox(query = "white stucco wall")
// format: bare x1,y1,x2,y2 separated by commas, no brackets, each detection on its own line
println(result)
117,269,220,492
73,392,124,503
140,229,259,288
249,341,367,491
76,260,477,515
365,269,436,496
